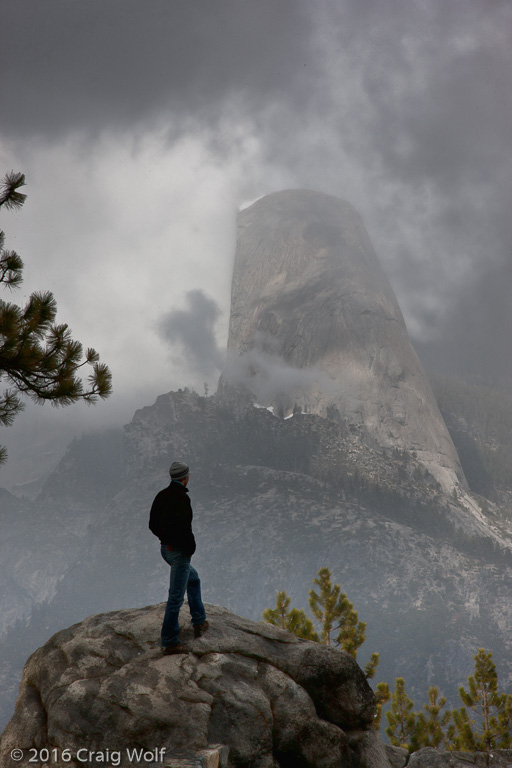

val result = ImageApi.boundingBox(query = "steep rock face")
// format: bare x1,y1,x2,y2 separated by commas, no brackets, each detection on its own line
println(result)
224,190,464,490
0,603,391,768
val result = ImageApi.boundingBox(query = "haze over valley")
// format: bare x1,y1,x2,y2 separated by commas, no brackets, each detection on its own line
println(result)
1,2,511,761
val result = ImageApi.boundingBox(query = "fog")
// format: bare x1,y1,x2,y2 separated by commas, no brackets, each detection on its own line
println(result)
1,0,511,487
159,289,225,382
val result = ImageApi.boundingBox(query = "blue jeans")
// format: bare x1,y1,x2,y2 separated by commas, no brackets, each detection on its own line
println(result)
160,546,206,647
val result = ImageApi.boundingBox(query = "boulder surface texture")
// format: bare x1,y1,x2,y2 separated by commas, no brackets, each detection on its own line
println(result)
224,189,464,490
407,747,512,767
0,603,391,768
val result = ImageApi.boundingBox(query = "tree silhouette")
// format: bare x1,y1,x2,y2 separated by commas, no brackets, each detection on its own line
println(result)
0,172,112,463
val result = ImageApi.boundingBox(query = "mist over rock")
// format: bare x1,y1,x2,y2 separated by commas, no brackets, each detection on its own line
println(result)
224,190,464,490
0,603,391,768
2,191,512,750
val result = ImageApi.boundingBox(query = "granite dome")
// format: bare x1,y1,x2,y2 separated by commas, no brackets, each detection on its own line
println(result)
224,189,464,490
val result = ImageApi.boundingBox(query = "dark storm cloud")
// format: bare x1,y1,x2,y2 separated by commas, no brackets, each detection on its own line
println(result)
299,0,512,380
2,0,511,383
298,0,512,210
0,0,315,139
353,2,512,233
415,257,512,382
3,0,509,204
158,290,224,379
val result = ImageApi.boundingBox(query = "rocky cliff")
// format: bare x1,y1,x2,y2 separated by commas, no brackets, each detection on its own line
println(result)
224,190,464,492
0,603,391,768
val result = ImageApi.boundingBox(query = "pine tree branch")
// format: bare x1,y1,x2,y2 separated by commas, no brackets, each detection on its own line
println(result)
0,172,27,211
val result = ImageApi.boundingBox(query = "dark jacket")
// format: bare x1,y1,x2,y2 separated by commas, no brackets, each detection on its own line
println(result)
148,480,196,557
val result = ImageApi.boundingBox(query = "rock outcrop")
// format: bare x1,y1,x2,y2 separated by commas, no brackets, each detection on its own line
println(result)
0,603,391,768
407,748,512,767
224,190,465,491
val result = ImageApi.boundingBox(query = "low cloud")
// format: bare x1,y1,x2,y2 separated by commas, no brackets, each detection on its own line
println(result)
222,331,334,416
158,290,225,382
2,0,511,475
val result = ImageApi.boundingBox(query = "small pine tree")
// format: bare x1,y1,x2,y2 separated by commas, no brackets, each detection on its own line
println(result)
262,590,318,641
335,592,367,658
287,607,320,641
415,686,452,749
373,680,391,731
308,566,366,654
451,648,508,752
308,567,339,646
497,693,512,749
262,590,290,630
450,706,477,752
364,651,380,680
262,567,387,731
385,677,417,750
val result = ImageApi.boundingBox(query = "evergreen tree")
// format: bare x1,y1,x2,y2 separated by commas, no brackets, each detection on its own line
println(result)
385,677,417,750
450,706,478,753
262,590,318,641
262,589,290,630
286,607,319,641
415,686,452,749
308,566,340,646
0,172,112,463
497,693,512,749
308,566,366,654
373,680,391,731
262,567,388,731
263,581,512,752
364,651,381,680
451,648,512,752
336,599,367,657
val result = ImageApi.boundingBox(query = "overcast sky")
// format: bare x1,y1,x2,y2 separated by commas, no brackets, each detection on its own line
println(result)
1,0,511,477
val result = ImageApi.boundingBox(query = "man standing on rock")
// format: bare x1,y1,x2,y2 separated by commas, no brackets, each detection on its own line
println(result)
149,461,208,654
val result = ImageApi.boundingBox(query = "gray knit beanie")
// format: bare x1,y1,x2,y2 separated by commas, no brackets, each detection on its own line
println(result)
169,461,190,480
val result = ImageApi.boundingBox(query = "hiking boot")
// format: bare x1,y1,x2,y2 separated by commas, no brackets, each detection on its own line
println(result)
161,643,185,655
193,620,209,639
